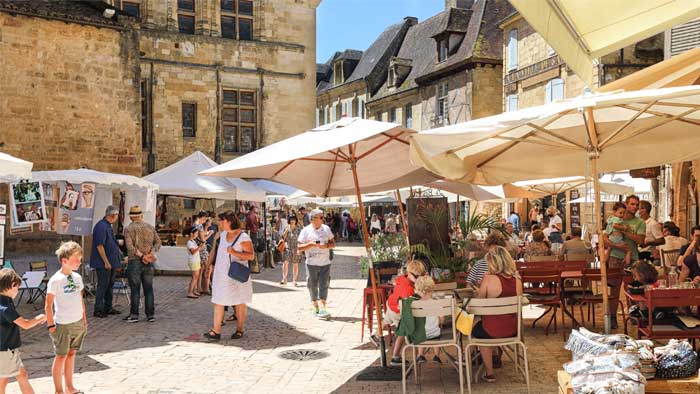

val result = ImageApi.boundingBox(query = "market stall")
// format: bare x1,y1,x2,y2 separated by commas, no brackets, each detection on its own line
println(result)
0,152,33,266
143,151,265,271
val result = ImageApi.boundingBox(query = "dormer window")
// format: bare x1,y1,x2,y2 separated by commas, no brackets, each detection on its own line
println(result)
388,57,412,89
438,38,449,62
334,61,344,86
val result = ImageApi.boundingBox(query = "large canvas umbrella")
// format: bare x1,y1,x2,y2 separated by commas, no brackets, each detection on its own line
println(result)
0,152,33,182
410,85,700,332
514,176,633,196
202,117,440,361
509,0,700,87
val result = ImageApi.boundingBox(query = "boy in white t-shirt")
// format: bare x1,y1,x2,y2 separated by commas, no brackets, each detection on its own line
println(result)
413,276,443,364
185,226,204,299
45,241,87,394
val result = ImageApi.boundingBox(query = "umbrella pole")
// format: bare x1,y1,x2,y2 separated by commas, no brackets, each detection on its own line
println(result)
586,107,610,333
351,162,386,366
395,189,409,246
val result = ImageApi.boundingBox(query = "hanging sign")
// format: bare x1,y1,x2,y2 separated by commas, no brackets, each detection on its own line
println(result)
57,182,96,236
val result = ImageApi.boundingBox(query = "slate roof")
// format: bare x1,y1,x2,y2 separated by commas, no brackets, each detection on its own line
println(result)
431,7,471,36
316,49,363,93
337,49,363,62
416,0,514,83
344,21,407,84
0,0,125,28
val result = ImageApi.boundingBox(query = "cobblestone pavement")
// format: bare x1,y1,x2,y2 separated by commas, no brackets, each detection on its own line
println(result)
6,244,583,394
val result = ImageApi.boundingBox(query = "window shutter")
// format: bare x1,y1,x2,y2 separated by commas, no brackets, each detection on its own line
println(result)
508,29,518,71
315,108,320,127
348,99,353,118
553,78,564,101
331,103,336,122
670,20,700,57
545,80,553,104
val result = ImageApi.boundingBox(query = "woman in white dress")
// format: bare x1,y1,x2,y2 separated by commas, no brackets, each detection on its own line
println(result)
204,211,254,341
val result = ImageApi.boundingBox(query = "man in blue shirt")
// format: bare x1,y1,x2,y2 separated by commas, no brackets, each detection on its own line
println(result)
90,205,122,318
508,211,520,235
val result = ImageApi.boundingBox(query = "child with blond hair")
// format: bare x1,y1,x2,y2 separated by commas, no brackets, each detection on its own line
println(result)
45,241,87,394
0,268,46,394
413,275,443,364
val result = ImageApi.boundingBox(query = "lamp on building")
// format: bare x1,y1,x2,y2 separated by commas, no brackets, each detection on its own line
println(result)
102,8,116,19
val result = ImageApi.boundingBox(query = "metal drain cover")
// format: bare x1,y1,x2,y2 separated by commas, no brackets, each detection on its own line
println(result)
278,349,329,361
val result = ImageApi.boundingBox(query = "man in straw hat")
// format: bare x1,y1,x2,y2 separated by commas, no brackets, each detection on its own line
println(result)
123,205,161,323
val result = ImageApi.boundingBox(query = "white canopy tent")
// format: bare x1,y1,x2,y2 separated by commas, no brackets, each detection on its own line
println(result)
249,179,302,196
31,168,159,227
509,0,700,87
0,152,33,183
143,151,265,202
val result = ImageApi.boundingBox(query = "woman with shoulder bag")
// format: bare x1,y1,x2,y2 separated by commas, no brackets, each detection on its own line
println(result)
204,211,255,341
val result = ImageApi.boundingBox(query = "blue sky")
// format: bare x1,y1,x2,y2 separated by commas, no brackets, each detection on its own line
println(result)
316,0,444,63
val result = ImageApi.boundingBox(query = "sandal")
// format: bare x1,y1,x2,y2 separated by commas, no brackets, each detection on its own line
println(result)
231,330,244,339
203,329,221,341
226,313,237,321
482,374,496,383
187,295,199,299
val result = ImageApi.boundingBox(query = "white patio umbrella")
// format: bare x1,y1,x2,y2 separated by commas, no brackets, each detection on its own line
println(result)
514,176,633,196
509,0,700,87
0,152,33,182
410,85,700,333
202,117,440,353
424,180,501,201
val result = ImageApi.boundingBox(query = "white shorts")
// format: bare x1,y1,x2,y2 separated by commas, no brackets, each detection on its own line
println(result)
383,308,401,327
0,349,23,378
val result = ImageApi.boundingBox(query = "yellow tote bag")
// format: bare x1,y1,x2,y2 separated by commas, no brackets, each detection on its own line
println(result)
455,299,474,336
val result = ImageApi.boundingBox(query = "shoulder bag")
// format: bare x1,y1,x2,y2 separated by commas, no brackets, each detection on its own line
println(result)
227,232,250,283
277,227,288,253
454,297,475,336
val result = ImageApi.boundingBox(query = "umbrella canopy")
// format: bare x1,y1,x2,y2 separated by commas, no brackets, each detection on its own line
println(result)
200,117,439,197
479,183,545,202
510,0,700,87
424,180,501,201
143,151,265,202
514,176,633,196
32,168,157,191
0,152,33,182
249,179,302,196
410,85,700,186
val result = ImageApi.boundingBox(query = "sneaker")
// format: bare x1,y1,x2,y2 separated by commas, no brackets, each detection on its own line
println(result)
124,315,139,323
106,309,122,315
318,308,329,317
312,305,320,316
416,355,427,364
147,317,156,323
390,357,403,367
482,374,496,383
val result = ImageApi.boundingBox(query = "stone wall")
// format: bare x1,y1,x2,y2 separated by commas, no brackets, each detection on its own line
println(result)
0,13,142,175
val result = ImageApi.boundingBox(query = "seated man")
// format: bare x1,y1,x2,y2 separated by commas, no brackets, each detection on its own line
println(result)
559,226,592,258
466,232,507,288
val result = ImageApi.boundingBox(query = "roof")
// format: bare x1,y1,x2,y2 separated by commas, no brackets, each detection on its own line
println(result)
337,49,363,61
416,0,515,83
370,12,446,101
431,7,472,37
0,0,125,29
345,20,408,84
316,49,363,93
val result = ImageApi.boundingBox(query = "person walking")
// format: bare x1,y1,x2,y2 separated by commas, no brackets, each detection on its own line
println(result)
90,205,122,318
298,209,336,317
281,216,302,286
204,211,254,341
123,205,161,323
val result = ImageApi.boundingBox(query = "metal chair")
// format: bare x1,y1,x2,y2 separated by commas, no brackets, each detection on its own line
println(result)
18,271,47,308
463,295,529,394
661,249,681,268
402,296,463,394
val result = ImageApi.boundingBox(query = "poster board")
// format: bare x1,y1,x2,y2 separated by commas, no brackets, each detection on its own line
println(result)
0,204,5,261
407,197,449,252
57,182,96,236
9,181,46,227
570,190,580,229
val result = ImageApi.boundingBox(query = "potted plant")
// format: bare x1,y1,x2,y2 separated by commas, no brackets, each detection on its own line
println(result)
359,232,407,278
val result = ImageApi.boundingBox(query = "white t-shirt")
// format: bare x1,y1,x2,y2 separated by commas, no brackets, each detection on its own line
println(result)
298,224,334,266
641,217,663,253
548,215,562,234
47,271,84,324
425,316,440,339
186,240,201,264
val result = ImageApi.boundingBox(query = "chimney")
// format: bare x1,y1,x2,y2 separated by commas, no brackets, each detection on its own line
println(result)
445,0,471,9
404,16,418,26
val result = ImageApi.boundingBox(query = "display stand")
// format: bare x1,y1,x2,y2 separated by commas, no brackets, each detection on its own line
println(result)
558,370,700,394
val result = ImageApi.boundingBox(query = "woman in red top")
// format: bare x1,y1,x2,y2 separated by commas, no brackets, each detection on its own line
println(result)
473,246,523,383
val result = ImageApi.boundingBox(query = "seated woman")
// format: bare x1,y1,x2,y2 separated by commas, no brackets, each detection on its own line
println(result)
523,229,552,260
472,246,523,383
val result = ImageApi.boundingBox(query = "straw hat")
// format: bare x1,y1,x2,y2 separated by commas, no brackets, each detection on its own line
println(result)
546,206,558,216
129,205,143,216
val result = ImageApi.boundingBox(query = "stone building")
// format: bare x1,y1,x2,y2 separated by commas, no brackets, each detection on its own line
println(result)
366,0,513,131
0,0,319,176
317,0,513,133
315,18,416,126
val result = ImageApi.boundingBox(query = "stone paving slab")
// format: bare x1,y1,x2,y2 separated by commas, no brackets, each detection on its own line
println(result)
4,243,590,393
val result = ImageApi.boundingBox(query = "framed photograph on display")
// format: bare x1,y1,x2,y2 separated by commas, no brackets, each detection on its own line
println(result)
10,181,47,227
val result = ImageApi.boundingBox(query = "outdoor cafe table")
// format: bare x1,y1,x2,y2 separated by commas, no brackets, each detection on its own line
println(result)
624,287,700,340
